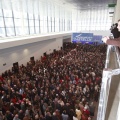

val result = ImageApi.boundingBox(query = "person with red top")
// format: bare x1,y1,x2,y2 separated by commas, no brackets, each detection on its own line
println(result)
83,106,90,117
81,112,88,120
86,79,91,86
11,96,17,104
22,92,26,99
0,76,4,82
75,75,79,85
59,79,63,84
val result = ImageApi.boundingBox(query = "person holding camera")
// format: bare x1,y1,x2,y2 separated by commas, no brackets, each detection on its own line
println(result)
102,19,120,47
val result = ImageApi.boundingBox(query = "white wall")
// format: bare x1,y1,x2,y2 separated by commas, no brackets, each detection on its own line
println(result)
0,38,63,74
114,0,120,23
81,30,110,36
63,38,71,42
0,32,72,50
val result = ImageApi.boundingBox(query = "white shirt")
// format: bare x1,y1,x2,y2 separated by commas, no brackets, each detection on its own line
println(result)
73,116,78,120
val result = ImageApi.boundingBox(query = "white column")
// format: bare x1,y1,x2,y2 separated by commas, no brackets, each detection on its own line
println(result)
112,7,116,23
113,0,120,23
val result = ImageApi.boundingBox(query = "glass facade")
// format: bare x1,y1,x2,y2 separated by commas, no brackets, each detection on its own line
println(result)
72,8,113,31
0,0,113,37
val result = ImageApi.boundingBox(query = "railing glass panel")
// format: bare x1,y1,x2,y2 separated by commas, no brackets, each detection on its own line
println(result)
97,46,120,120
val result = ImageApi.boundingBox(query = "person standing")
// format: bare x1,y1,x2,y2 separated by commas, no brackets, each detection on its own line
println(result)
102,19,120,47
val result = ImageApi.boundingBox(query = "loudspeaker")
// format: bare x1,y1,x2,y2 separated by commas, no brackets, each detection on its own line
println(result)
53,49,56,53
30,56,34,61
44,52,47,56
13,62,19,73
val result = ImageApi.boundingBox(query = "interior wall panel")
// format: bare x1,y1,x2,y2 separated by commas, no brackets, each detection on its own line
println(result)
0,38,63,74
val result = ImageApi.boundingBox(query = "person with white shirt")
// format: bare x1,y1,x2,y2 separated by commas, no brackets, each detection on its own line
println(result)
73,113,78,120
76,106,82,120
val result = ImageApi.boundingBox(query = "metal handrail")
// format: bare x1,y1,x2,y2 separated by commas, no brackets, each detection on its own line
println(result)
97,45,120,120
115,47,120,68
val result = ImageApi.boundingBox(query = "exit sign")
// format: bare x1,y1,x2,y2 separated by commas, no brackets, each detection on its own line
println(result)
108,4,116,7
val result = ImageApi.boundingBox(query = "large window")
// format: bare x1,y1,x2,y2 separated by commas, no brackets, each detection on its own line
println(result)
0,9,5,37
55,18,59,32
0,0,113,37
14,11,23,35
3,10,15,36
74,8,113,31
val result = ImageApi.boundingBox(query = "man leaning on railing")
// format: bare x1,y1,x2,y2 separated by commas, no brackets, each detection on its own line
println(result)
102,19,120,47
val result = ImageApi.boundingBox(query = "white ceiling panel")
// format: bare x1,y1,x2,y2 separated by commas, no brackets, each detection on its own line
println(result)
1,0,117,11
54,0,117,9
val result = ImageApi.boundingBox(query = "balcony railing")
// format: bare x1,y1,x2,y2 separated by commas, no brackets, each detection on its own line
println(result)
97,45,120,120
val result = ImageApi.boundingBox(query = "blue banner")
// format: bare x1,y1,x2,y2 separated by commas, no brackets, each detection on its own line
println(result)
93,35,103,44
72,33,93,43
72,33,103,44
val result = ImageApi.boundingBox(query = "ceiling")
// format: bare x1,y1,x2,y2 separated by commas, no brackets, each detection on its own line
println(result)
2,0,117,11
57,0,117,9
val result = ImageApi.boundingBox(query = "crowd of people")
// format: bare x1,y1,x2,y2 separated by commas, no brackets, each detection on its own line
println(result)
0,42,107,120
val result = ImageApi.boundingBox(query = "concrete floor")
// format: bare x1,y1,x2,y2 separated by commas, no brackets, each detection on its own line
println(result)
92,101,99,120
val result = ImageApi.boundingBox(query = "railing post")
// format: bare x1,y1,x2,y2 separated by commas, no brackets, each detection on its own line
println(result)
97,69,112,120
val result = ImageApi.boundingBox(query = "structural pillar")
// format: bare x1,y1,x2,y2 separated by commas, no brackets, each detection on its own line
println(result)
113,0,120,23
